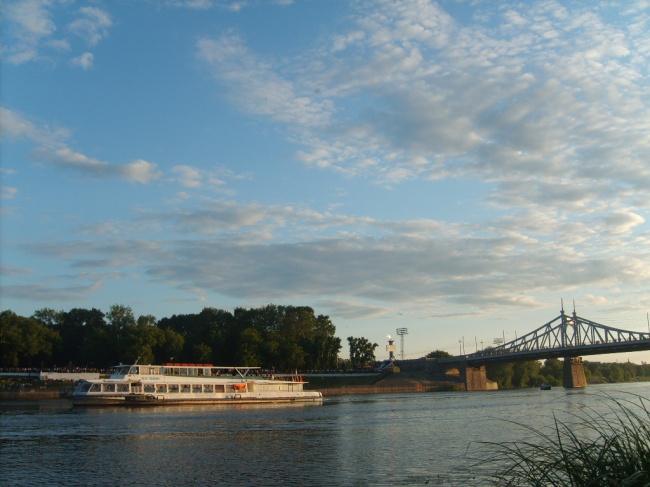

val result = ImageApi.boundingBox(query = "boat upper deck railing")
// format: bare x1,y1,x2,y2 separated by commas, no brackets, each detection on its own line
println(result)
109,364,262,379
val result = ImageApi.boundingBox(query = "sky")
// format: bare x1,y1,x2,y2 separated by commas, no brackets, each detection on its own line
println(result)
2,0,650,364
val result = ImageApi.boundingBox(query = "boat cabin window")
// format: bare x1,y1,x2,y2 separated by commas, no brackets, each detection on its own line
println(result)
144,384,155,393
169,384,179,393
192,384,202,393
80,383,92,392
90,384,101,392
103,384,116,392
181,384,190,393
112,366,131,376
156,384,167,393
204,385,214,393
117,384,130,392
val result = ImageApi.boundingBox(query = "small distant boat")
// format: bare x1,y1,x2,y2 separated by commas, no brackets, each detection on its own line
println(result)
540,383,552,390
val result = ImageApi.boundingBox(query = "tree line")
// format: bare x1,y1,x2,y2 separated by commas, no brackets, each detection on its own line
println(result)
485,357,650,388
0,304,345,372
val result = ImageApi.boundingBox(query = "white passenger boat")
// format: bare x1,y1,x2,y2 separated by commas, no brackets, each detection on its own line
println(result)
69,363,322,406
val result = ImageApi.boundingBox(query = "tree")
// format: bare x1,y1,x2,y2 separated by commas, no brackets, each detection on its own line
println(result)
511,361,542,388
347,336,378,370
426,350,451,359
55,308,107,367
192,343,213,364
235,328,263,366
137,314,157,327
308,315,341,370
107,304,136,331
32,308,64,327
540,358,563,386
119,323,166,364
0,310,60,367
486,362,514,389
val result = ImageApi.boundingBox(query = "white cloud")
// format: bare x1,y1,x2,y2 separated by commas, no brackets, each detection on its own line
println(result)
195,1,650,217
171,165,204,188
70,51,94,69
197,35,333,126
120,160,161,184
4,1,112,65
4,0,56,64
68,6,112,46
600,211,645,236
1,186,19,200
2,107,160,184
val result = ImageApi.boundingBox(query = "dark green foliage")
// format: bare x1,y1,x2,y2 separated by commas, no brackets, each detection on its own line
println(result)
0,310,60,367
1,304,342,371
347,336,378,369
425,350,452,359
486,358,648,389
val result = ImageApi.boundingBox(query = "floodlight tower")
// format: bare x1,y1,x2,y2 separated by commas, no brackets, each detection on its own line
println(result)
396,327,408,360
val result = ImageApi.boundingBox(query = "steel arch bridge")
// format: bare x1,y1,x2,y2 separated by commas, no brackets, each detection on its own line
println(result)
414,307,650,389
462,308,650,365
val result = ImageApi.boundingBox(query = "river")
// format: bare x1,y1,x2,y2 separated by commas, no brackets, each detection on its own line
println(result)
2,382,649,486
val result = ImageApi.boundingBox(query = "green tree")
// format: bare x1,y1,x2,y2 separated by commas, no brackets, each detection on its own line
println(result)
426,350,451,359
347,336,378,370
236,328,263,366
0,310,60,367
486,362,514,389
152,327,185,363
54,308,107,367
137,314,157,327
511,361,542,388
107,304,136,330
120,323,165,364
192,343,213,364
540,358,563,386
32,308,64,327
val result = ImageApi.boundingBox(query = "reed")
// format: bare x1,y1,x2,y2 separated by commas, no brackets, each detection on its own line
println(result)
473,393,650,486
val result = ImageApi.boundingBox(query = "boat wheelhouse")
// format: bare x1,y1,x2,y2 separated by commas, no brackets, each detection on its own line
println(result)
69,363,322,406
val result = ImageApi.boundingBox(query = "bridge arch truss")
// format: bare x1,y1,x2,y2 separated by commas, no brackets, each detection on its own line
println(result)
467,309,650,363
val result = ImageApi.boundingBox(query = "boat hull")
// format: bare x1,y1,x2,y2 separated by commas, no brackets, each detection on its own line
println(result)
123,392,323,407
70,396,128,406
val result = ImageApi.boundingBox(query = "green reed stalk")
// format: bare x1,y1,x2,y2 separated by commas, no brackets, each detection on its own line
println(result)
470,393,650,486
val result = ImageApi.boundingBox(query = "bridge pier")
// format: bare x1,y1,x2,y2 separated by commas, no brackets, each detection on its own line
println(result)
461,364,488,391
563,357,587,388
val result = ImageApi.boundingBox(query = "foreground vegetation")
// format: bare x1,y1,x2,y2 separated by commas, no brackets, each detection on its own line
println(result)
471,393,650,486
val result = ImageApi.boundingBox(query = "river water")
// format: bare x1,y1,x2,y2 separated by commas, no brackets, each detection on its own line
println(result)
2,382,649,486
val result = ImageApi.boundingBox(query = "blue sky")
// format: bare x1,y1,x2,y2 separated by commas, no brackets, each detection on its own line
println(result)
3,0,650,363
